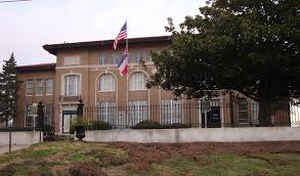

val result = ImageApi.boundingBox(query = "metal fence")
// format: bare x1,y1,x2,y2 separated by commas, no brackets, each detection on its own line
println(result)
82,100,299,129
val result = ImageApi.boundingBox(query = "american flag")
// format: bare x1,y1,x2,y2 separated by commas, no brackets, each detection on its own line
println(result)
113,21,127,50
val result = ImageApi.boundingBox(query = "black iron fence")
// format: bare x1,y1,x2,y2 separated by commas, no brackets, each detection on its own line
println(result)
80,100,299,129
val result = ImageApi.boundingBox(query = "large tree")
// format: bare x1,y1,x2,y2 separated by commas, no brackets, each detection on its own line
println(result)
0,53,20,127
148,0,300,125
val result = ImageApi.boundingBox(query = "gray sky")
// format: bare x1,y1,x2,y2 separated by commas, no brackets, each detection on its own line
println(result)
0,0,205,66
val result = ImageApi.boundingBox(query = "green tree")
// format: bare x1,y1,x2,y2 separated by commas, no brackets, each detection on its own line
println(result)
0,53,20,127
148,0,300,125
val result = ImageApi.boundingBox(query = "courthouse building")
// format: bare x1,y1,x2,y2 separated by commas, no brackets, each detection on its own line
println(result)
14,36,290,134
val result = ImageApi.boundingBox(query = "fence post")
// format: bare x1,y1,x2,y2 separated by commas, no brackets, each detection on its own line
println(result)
8,129,11,153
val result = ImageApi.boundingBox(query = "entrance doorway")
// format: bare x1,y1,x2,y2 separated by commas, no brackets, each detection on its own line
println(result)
62,111,77,133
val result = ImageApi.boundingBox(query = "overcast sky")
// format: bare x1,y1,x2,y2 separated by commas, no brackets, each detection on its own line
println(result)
0,0,205,67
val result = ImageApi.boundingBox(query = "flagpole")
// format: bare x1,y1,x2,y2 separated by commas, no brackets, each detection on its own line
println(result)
126,20,129,127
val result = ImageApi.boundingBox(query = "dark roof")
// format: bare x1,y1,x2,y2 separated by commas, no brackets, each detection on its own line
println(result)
17,63,56,73
43,36,171,55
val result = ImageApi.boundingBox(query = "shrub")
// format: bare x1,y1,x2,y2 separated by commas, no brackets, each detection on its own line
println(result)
70,118,89,134
88,121,112,130
132,120,163,129
163,123,192,129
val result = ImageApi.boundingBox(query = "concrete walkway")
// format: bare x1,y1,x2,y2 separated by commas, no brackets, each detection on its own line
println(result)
0,144,30,154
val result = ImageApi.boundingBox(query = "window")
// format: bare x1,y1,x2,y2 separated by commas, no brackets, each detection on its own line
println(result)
97,102,115,126
64,75,80,96
25,105,36,127
238,98,249,124
99,53,106,65
35,79,44,96
44,104,53,126
130,72,146,90
112,52,120,65
46,79,54,95
145,50,152,63
128,101,148,126
161,100,182,124
134,50,143,63
98,74,115,92
26,80,33,96
64,56,80,65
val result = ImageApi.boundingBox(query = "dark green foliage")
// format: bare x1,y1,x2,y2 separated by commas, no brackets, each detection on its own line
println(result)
87,120,112,130
0,53,21,127
132,120,191,129
132,120,163,129
148,0,300,124
163,123,191,129
70,119,112,133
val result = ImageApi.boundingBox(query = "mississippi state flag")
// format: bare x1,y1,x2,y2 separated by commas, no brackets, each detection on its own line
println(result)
113,22,127,50
117,47,128,76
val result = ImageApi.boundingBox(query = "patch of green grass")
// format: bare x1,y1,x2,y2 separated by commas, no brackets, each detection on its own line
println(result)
70,152,85,162
136,153,300,176
22,149,58,159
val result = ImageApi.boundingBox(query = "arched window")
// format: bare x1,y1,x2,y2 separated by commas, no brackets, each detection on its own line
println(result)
98,74,116,91
64,75,80,96
130,72,146,90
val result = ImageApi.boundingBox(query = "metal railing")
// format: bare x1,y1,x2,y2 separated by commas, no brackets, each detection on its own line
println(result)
80,101,298,129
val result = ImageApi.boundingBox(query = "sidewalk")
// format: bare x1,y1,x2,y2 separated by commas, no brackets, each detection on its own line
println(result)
0,144,30,154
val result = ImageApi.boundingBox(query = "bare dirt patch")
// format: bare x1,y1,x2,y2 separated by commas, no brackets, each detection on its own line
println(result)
110,141,300,171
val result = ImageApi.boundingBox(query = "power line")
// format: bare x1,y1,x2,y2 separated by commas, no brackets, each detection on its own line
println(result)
0,0,31,3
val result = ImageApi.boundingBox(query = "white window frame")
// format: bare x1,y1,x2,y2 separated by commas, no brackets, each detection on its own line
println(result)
129,72,147,91
161,100,182,125
99,52,106,65
97,102,116,126
112,52,120,65
63,74,81,97
64,56,80,66
46,79,54,96
35,79,44,96
98,74,116,92
128,101,148,126
26,80,33,96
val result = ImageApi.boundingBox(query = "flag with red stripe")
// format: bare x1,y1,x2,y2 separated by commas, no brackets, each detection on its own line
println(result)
113,22,127,50
117,47,128,76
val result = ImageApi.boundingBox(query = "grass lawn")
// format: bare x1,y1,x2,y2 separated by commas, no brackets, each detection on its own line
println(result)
0,141,300,176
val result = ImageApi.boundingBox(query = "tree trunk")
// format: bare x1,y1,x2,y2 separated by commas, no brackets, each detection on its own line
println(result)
258,101,273,126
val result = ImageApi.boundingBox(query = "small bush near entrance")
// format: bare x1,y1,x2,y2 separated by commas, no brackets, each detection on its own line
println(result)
132,120,193,129
87,120,112,130
132,120,163,129
70,119,112,133
163,123,192,129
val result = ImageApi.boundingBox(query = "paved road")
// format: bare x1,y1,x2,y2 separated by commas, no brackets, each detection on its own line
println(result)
0,144,30,154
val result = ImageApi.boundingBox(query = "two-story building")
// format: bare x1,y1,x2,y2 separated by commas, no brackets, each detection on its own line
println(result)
15,36,290,134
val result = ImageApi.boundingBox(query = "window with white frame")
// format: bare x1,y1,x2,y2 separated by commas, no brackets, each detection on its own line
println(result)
97,102,115,126
99,53,106,65
134,50,143,63
46,79,54,95
35,79,44,96
161,100,182,124
130,72,146,90
128,101,148,126
64,56,80,65
26,80,33,96
112,52,120,65
64,75,80,96
25,105,36,127
98,74,115,92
